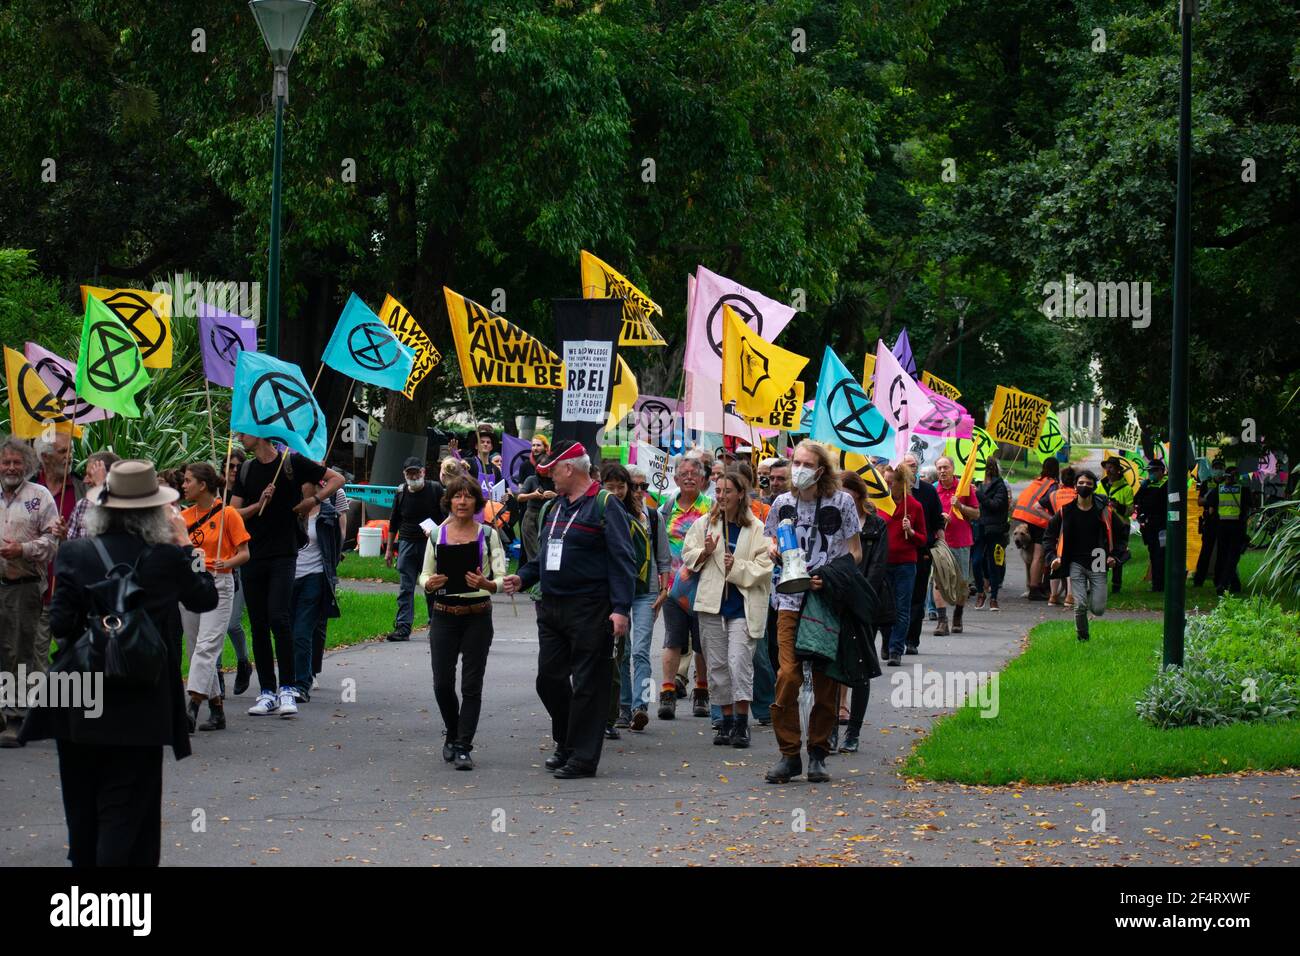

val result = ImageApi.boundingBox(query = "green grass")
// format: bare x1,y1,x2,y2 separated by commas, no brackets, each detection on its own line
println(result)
336,552,399,582
179,590,429,678
903,620,1300,785
1105,535,1273,611
996,446,1089,484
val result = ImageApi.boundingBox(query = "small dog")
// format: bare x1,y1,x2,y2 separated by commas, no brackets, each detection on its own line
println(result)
1011,522,1035,594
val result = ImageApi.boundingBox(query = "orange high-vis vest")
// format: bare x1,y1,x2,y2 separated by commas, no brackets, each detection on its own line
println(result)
1013,477,1058,528
1047,485,1077,515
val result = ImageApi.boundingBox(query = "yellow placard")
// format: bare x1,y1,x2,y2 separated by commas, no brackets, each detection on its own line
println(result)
80,285,173,369
987,385,1052,449
921,370,961,400
378,294,442,400
444,287,562,389
744,380,804,432
580,250,666,346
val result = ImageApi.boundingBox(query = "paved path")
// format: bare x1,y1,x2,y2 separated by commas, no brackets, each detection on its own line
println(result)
2,475,1296,866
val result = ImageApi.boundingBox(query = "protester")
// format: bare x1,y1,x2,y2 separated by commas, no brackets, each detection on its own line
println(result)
765,458,791,506
838,469,892,752
517,447,557,567
1134,459,1168,592
756,458,775,499
656,456,711,719
222,447,253,695
972,458,1009,610
229,435,344,717
1043,466,1077,607
385,457,442,643
0,436,59,746
21,459,217,865
503,441,636,779
291,484,342,702
418,476,506,771
1098,458,1134,593
762,440,861,784
882,464,927,667
902,453,942,649
1043,468,1114,641
66,450,120,541
619,465,671,731
931,456,979,635
466,425,502,485
309,478,348,685
682,471,773,748
1193,459,1223,587
179,463,250,732
1012,457,1060,599
33,431,80,671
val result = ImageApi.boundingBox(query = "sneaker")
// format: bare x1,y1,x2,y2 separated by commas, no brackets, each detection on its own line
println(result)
291,687,309,703
904,646,919,655
604,723,621,740
974,592,986,609
386,631,410,643
247,690,279,716
453,747,474,771
277,687,298,718
888,654,902,666
926,609,938,621
442,740,456,762
630,709,649,732
614,710,632,729
989,598,1000,611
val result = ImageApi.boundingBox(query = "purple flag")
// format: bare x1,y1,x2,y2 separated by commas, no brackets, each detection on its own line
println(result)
198,300,258,388
502,433,531,491
23,342,113,423
891,328,916,377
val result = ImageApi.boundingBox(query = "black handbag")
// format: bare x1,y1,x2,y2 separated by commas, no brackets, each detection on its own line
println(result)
53,538,167,689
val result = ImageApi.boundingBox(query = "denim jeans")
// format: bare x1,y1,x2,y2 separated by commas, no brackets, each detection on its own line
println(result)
751,631,776,721
291,572,327,695
887,563,917,657
623,592,657,712
226,568,249,663
393,537,425,638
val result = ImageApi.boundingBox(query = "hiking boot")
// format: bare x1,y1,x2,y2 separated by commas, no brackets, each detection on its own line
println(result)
186,698,201,734
657,691,676,720
713,717,734,745
674,675,688,700
952,606,964,633
198,701,226,731
730,716,751,748
765,754,802,784
934,620,950,637
233,660,253,696
692,687,709,717
630,708,649,732
386,631,410,643
806,751,830,783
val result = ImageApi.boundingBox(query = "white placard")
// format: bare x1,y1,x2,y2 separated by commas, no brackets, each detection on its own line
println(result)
561,340,614,423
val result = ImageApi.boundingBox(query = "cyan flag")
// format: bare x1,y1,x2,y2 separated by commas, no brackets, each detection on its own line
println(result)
231,351,328,461
809,346,895,458
322,293,415,391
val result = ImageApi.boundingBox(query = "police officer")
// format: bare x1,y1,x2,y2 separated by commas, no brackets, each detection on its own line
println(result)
1193,459,1225,588
1209,459,1252,595
1133,459,1168,592
502,441,636,779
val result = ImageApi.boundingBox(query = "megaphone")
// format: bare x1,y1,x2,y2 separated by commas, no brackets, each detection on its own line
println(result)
775,518,811,594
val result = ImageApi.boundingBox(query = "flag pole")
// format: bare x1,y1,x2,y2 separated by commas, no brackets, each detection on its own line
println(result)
258,448,289,517
321,378,357,466
216,435,234,564
202,374,219,466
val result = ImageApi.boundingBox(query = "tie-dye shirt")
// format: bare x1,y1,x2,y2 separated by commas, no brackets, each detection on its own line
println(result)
659,492,712,572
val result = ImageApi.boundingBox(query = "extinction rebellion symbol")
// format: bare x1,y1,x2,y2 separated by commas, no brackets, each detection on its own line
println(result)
17,365,72,425
827,380,889,448
705,294,763,359
86,322,142,393
347,323,401,371
210,324,245,367
102,290,166,362
32,359,88,420
248,372,321,448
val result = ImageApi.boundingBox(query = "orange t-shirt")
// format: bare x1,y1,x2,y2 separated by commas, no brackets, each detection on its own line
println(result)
749,497,771,523
181,502,251,572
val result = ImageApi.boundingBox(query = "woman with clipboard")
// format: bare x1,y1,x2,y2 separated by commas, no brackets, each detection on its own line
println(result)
417,476,507,771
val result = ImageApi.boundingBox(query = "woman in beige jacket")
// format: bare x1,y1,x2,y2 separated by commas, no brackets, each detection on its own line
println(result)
682,471,774,748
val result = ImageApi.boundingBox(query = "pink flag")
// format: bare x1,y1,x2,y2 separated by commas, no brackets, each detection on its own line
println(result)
683,369,724,434
873,339,934,432
683,266,797,381
914,380,973,439
22,341,113,423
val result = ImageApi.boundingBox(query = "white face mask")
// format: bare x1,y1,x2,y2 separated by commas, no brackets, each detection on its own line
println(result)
406,478,425,491
790,464,819,491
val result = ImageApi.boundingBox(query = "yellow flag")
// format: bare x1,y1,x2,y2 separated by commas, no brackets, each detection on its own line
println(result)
580,250,666,346
444,287,562,389
987,385,1052,448
4,346,80,439
604,354,639,434
80,285,173,369
722,304,808,419
949,437,979,522
861,354,876,398
744,381,804,432
833,444,895,516
378,294,442,400
921,370,961,400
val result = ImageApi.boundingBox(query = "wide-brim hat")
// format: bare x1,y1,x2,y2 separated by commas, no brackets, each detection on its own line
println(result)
536,440,586,477
91,459,179,509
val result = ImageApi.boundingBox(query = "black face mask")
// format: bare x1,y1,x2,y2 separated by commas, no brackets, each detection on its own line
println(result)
1077,486,1094,498
758,476,770,488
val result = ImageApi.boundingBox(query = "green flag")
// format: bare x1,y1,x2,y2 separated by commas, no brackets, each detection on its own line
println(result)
75,294,151,416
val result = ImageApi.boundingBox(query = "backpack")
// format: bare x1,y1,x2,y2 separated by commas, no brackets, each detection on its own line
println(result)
629,514,653,594
53,539,167,689
538,488,611,534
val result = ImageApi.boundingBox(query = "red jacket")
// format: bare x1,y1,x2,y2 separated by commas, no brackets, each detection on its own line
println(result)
885,496,928,564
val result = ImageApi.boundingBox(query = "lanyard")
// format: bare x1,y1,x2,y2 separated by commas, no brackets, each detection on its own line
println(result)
546,498,583,548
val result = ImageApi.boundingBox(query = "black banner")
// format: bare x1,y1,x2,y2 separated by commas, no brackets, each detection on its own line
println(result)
551,297,622,455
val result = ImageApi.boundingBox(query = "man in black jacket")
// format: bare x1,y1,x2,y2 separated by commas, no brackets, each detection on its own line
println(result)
385,457,441,642
973,460,1010,610
1043,469,1115,641
1133,459,1168,592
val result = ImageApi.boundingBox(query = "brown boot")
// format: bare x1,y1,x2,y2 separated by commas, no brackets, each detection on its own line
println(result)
692,686,709,718
953,605,964,633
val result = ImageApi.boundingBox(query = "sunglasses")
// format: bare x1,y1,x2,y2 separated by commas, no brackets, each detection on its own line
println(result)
632,482,648,491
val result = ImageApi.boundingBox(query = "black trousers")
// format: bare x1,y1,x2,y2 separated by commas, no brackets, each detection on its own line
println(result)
242,556,297,692
428,605,494,750
1142,529,1165,590
1214,521,1246,593
906,554,933,649
535,598,614,771
1194,519,1218,585
56,740,163,867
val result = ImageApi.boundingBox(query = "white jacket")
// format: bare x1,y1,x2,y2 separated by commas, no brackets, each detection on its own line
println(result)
681,513,774,641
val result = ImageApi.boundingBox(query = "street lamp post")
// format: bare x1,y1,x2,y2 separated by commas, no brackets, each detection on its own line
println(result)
1162,0,1195,668
249,0,316,359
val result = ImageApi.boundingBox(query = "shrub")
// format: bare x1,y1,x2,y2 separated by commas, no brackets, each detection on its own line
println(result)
1136,653,1297,729
1187,596,1300,680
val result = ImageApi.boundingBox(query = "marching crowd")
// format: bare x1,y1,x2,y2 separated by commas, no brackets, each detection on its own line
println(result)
0,423,1255,865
